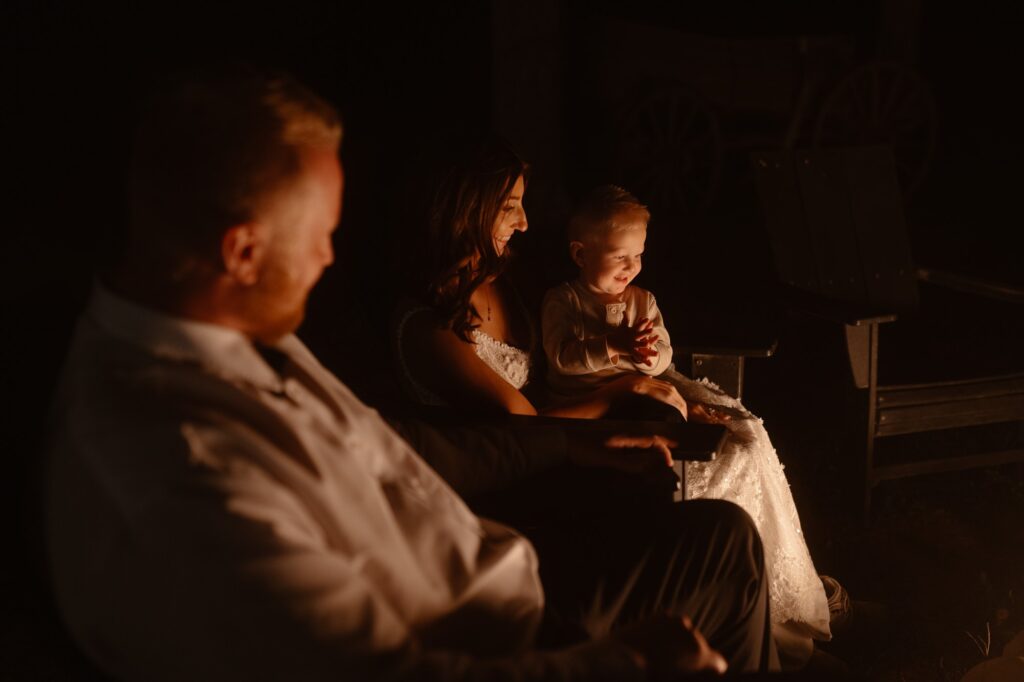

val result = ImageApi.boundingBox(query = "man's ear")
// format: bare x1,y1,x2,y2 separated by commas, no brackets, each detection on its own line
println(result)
569,240,586,268
221,223,266,286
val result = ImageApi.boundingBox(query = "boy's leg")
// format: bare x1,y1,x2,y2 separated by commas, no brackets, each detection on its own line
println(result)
532,498,778,674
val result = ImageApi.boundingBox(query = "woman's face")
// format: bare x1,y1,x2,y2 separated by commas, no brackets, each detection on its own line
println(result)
491,175,527,255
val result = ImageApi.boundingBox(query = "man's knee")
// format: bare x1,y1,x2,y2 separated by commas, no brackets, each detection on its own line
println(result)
673,499,764,568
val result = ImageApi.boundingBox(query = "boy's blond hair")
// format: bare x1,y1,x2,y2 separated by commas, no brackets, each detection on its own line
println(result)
568,185,650,244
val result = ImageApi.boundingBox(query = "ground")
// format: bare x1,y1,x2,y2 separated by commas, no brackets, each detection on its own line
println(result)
745,314,1024,681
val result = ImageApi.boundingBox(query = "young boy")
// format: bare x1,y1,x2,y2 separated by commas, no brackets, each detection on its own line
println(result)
542,184,669,383
542,186,841,656
541,185,725,422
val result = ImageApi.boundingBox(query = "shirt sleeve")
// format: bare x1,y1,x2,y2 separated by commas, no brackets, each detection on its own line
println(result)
542,286,617,376
385,416,568,498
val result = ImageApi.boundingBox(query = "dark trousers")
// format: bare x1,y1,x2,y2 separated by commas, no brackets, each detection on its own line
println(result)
469,465,778,675
528,495,777,675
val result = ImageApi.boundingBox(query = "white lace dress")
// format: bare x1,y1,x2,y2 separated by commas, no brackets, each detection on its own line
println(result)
661,368,830,640
394,306,828,639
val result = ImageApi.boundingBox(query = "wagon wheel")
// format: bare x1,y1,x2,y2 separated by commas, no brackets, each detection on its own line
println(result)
615,86,722,215
813,61,937,196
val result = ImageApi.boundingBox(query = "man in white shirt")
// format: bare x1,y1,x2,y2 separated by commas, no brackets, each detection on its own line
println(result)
45,65,777,680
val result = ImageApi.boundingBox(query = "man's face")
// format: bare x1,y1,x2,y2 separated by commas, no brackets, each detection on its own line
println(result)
247,147,342,342
578,222,647,301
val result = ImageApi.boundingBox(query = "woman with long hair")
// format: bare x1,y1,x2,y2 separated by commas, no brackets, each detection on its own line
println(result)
395,136,851,667
398,138,687,418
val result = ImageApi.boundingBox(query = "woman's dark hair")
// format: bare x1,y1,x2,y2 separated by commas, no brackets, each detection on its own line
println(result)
425,137,529,341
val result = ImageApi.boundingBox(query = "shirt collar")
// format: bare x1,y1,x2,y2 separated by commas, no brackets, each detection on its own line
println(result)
87,283,285,392
571,278,627,310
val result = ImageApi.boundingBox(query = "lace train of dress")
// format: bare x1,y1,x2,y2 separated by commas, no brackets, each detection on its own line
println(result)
661,368,831,640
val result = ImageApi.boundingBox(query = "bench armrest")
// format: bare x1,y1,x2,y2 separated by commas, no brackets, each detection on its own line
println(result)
917,267,1024,304
777,284,898,326
676,340,778,359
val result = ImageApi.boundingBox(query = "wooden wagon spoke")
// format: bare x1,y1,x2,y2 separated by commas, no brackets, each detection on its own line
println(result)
670,100,699,147
645,104,666,144
615,85,721,213
814,62,937,197
664,94,680,145
869,65,882,124
881,67,908,120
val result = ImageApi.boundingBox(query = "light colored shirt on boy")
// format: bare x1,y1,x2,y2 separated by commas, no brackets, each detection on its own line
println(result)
542,279,674,396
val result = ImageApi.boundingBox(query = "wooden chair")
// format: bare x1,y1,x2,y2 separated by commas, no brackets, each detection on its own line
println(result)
752,145,1024,519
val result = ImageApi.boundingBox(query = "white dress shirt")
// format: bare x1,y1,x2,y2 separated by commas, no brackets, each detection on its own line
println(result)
46,286,641,681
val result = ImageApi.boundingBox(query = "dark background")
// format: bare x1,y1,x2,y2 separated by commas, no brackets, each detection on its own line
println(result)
4,1,1023,678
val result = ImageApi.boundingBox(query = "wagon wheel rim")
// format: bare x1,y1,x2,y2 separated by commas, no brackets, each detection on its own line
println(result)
813,61,938,197
615,86,722,215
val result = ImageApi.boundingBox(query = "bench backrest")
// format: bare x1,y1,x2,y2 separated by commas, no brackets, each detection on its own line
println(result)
753,146,919,314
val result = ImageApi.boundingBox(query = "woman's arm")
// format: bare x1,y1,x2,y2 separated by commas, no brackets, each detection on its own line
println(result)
403,309,538,415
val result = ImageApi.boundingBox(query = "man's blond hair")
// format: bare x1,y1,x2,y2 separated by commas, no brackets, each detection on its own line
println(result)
568,185,650,244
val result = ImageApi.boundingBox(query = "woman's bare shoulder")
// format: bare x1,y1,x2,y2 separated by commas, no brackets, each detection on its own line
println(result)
400,307,476,369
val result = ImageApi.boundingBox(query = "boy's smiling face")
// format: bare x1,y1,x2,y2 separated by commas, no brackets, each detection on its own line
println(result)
572,218,647,301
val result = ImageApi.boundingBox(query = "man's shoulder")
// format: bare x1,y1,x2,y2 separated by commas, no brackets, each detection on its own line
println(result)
50,323,305,513
56,315,272,444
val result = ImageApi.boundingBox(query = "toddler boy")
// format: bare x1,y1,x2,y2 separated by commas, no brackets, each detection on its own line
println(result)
542,185,672,394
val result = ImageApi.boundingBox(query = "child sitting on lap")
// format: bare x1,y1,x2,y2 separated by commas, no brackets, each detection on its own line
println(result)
542,185,842,664
541,185,726,423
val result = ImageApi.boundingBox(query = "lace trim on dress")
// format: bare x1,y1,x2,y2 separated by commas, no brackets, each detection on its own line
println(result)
470,330,530,390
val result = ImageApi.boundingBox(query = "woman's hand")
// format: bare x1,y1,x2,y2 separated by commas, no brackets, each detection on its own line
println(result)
610,375,689,420
688,402,732,425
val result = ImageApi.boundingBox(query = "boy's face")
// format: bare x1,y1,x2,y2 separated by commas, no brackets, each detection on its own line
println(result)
574,221,647,299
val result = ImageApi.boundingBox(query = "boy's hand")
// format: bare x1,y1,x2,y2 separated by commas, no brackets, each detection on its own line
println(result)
630,343,659,367
608,317,658,365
